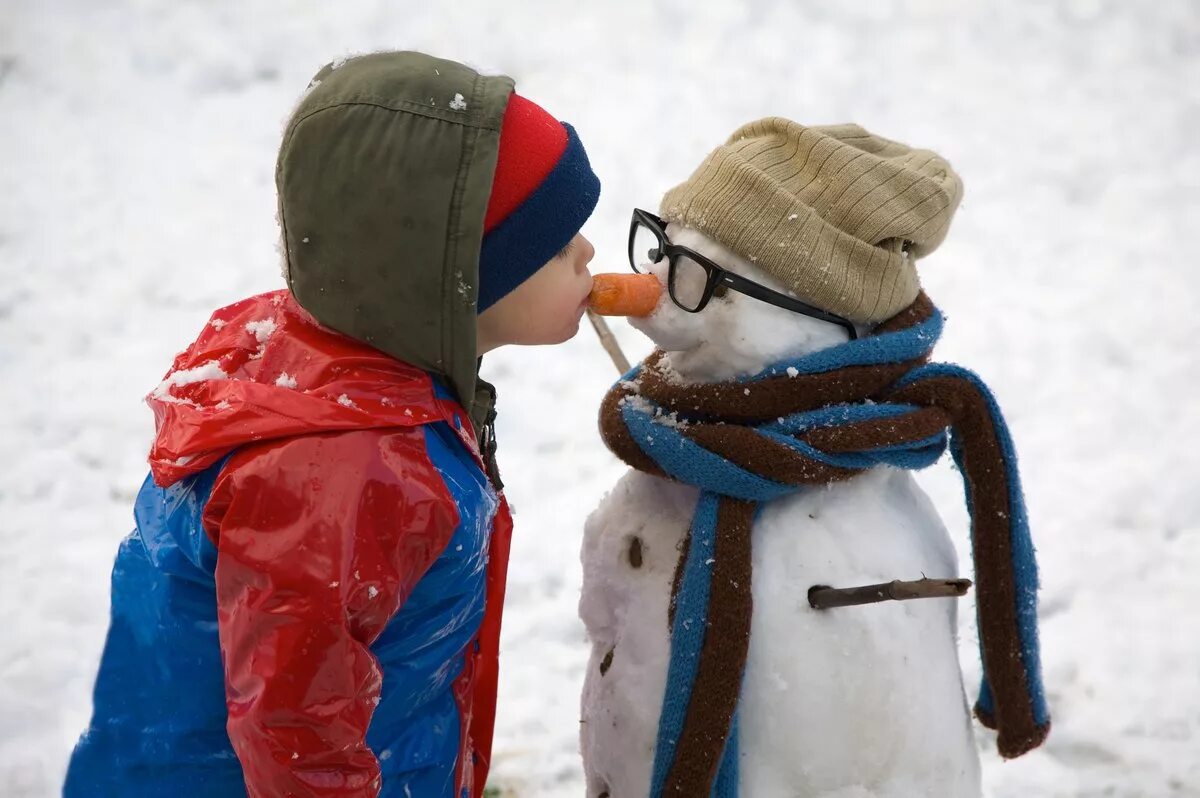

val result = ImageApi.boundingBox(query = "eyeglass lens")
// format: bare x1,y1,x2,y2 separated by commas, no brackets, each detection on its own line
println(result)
668,253,711,311
630,221,664,274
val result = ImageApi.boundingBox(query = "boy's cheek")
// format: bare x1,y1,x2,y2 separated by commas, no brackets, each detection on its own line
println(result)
505,271,588,344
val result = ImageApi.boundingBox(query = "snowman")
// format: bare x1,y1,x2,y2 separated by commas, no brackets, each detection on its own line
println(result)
579,119,1049,798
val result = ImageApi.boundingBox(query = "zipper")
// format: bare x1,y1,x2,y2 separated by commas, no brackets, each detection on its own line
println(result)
480,402,503,490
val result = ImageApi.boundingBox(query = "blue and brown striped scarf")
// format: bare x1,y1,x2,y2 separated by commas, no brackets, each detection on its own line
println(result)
598,292,1049,797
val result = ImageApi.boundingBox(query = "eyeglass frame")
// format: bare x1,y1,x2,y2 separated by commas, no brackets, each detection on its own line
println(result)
628,208,858,340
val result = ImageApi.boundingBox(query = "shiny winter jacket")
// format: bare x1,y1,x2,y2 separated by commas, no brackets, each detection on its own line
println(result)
64,290,514,798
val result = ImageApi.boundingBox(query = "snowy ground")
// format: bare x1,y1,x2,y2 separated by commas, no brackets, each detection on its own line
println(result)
2,1,1198,796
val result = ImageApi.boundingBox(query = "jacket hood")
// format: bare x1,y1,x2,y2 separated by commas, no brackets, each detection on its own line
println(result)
146,290,476,488
275,51,514,431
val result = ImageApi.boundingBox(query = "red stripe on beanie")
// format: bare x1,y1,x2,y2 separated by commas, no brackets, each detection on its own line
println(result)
483,93,569,233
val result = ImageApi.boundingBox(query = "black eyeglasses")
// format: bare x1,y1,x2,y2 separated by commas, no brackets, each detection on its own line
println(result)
628,208,858,340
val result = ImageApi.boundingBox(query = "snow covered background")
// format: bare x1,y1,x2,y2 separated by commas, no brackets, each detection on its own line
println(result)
2,1,1197,795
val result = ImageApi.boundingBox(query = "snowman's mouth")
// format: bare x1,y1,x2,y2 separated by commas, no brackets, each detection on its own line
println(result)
627,310,704,354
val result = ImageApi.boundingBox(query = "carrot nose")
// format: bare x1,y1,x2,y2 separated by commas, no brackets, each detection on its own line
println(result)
588,273,663,317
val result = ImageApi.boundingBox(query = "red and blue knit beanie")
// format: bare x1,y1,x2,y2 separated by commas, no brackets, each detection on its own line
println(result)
477,93,601,312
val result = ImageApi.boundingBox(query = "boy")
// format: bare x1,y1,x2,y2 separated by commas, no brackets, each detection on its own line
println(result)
64,51,601,798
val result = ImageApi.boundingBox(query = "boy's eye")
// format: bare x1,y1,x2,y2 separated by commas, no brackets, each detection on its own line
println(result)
556,240,576,260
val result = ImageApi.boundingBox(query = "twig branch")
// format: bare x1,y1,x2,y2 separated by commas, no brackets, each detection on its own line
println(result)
807,577,972,610
587,309,632,374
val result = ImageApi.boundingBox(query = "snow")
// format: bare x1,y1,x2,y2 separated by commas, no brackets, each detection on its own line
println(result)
244,317,275,343
336,393,357,409
2,2,1198,797
150,360,229,399
449,92,468,111
274,371,297,389
615,393,689,433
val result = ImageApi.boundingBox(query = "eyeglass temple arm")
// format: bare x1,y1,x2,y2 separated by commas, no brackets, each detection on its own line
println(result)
720,273,858,339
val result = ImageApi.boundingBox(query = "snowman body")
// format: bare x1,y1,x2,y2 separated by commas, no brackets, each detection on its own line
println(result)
578,225,983,798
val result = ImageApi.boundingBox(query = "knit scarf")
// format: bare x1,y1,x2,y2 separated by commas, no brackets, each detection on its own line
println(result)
598,292,1050,797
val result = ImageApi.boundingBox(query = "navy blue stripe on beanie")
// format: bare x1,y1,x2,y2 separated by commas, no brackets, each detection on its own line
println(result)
478,124,600,312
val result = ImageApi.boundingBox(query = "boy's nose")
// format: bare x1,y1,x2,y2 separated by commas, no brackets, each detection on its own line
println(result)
578,235,596,266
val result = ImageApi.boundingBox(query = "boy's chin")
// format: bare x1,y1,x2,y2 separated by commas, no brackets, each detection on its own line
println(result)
559,315,585,343
556,303,589,342
519,318,582,347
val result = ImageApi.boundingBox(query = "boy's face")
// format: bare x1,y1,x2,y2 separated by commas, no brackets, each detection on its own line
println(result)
477,233,596,351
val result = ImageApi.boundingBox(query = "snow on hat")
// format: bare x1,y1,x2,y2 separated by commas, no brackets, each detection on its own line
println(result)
477,93,601,313
660,118,963,324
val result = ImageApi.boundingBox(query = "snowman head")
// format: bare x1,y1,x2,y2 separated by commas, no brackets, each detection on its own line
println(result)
628,217,869,383
625,118,964,385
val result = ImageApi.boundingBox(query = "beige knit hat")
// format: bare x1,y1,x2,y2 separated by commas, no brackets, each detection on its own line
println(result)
660,118,963,324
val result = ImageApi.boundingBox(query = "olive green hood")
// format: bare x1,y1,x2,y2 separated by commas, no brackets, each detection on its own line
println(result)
275,51,514,435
